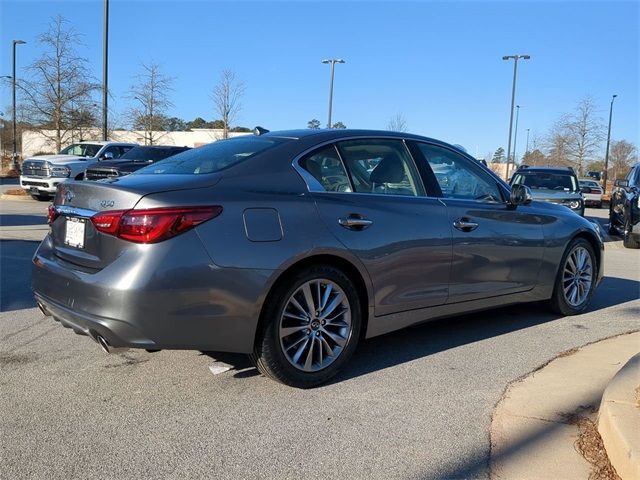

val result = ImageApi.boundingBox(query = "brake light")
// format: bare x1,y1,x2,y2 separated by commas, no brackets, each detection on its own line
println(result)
47,204,59,224
91,206,222,243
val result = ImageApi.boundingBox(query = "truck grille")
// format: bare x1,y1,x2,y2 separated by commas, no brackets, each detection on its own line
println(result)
85,168,119,181
22,160,51,177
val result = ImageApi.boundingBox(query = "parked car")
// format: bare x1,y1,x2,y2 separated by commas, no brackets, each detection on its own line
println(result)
579,179,604,208
510,166,585,216
20,141,137,200
609,162,640,248
34,129,604,388
84,145,191,181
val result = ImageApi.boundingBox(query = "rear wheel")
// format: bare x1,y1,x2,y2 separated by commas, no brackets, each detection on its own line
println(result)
251,265,361,388
548,238,597,316
623,216,640,249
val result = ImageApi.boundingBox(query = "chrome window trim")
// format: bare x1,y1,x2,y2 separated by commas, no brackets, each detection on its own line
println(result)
291,135,429,199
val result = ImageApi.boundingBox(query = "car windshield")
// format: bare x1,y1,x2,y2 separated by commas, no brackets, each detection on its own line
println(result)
120,147,188,162
512,172,578,192
59,143,102,157
134,137,287,175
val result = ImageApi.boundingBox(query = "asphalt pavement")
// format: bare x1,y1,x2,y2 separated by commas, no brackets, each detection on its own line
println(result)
1,199,638,480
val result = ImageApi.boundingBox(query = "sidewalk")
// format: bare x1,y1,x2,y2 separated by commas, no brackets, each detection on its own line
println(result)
490,331,640,480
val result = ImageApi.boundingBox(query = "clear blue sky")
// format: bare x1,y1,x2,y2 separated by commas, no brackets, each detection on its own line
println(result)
1,0,638,158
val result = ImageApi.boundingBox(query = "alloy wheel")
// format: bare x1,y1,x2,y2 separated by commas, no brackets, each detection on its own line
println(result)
562,246,593,307
279,279,352,372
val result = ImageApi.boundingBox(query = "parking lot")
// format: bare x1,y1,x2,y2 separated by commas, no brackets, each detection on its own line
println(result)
1,198,638,479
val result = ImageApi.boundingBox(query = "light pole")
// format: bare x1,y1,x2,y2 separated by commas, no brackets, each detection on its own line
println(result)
525,128,530,154
321,59,345,128
603,94,617,194
512,105,521,167
503,54,530,180
102,0,109,141
12,40,26,170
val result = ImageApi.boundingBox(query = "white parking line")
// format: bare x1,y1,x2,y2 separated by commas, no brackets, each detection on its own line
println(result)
208,364,233,375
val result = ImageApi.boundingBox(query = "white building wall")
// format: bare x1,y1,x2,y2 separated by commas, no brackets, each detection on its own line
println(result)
21,129,251,157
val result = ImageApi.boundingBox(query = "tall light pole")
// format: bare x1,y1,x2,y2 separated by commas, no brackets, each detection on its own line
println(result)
102,0,109,141
512,105,521,167
12,40,26,170
502,54,530,180
603,94,617,194
525,128,530,154
321,59,345,128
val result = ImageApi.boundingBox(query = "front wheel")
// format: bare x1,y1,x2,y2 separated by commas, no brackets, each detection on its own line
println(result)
251,265,362,388
31,193,50,201
548,238,597,316
623,217,640,249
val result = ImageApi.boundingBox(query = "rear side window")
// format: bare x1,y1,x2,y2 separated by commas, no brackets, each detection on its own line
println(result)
300,145,352,192
134,137,286,175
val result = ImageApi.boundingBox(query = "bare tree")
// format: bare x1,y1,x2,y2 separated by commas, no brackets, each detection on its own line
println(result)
545,124,573,168
18,16,98,152
564,97,604,175
127,62,174,145
609,140,637,181
212,70,245,139
387,112,408,132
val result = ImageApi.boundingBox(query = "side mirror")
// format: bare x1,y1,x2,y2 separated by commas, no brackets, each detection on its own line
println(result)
101,152,114,160
614,179,629,188
509,184,532,206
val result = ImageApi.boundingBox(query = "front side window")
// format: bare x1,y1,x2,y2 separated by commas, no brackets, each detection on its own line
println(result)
299,145,352,192
60,143,102,157
134,137,287,175
336,139,424,196
416,143,502,202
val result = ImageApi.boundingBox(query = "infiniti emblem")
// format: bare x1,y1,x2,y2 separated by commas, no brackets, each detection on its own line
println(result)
64,189,74,203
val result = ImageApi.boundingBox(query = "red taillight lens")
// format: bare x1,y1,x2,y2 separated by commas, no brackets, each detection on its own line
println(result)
91,206,222,244
47,204,59,225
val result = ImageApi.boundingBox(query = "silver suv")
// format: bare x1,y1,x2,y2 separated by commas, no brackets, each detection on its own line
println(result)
20,141,137,200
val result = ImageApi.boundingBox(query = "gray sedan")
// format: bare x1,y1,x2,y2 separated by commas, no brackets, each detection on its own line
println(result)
33,129,604,387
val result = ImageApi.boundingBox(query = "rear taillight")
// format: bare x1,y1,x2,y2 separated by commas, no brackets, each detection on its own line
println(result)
47,204,59,224
91,206,222,243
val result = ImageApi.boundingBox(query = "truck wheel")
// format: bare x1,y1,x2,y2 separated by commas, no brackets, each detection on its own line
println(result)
31,194,50,201
623,217,640,249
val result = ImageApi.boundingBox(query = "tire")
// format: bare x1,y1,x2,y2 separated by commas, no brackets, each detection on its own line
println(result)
31,194,50,201
608,207,619,235
250,264,362,388
623,217,640,249
548,238,597,316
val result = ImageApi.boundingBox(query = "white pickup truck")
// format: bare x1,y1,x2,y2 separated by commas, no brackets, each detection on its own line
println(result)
20,141,137,200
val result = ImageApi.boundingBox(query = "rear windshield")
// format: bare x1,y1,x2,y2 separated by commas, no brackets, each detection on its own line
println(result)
512,172,578,192
120,146,189,162
133,137,285,175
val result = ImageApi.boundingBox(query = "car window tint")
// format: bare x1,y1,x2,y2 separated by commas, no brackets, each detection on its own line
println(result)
103,146,121,157
336,139,424,196
512,172,578,192
416,143,502,202
299,145,352,192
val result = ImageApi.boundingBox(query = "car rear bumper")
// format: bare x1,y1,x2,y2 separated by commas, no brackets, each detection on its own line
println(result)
583,193,603,204
32,233,276,353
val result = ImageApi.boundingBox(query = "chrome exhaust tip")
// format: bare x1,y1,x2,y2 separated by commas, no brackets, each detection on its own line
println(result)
37,302,51,317
95,335,128,354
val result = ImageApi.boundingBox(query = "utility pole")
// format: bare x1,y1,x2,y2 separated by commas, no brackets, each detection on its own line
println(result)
502,54,530,180
102,0,109,140
603,94,617,194
513,105,521,167
525,128,530,154
321,59,345,128
12,40,26,170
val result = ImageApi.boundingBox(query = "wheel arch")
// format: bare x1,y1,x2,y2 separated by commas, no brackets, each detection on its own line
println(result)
570,230,603,278
254,253,373,348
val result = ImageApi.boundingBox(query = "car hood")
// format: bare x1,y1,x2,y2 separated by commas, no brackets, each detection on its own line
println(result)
529,190,581,201
25,154,89,164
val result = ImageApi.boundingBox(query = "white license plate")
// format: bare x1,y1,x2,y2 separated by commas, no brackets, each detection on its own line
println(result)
64,217,86,249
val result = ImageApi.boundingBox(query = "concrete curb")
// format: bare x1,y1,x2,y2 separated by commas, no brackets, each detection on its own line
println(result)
598,353,640,480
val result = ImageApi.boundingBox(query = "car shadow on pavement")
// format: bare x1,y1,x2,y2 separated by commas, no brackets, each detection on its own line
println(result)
0,240,40,312
203,276,639,384
0,214,47,227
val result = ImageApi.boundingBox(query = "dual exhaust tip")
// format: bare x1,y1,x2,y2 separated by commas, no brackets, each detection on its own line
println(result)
95,334,128,355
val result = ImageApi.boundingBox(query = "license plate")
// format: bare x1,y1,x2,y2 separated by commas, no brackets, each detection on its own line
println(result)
30,187,39,194
64,217,86,249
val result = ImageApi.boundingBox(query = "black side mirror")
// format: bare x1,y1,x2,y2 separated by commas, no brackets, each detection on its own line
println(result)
509,184,533,206
614,179,629,188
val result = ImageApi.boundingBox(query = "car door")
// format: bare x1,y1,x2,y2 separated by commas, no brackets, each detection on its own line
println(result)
611,165,639,224
410,141,545,303
298,139,452,316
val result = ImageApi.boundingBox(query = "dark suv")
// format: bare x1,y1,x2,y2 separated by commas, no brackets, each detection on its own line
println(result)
510,166,584,216
84,145,190,180
609,162,640,248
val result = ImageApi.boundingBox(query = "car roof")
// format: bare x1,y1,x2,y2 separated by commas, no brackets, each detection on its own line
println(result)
516,166,576,175
259,128,454,145
128,145,189,149
75,140,137,146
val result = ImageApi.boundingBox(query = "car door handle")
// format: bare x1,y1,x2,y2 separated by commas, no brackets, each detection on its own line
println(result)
338,215,373,230
453,218,479,232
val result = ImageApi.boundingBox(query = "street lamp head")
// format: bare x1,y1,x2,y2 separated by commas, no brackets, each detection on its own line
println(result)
612,94,618,99
13,40,26,45
521,55,531,60
321,59,331,64
336,59,345,64
322,59,345,64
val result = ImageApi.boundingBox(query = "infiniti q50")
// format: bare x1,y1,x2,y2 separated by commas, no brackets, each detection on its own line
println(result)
33,129,604,387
